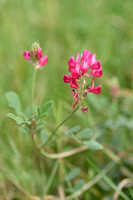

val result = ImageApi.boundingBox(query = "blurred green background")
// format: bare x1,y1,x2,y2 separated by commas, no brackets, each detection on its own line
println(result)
0,0,133,199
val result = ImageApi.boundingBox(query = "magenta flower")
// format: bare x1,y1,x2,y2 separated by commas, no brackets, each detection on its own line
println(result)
63,50,102,114
23,42,48,69
86,78,101,94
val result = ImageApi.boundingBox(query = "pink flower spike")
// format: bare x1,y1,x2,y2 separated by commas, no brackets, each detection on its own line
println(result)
64,75,71,83
38,56,48,68
70,79,79,89
23,50,31,61
90,60,101,70
36,48,42,59
81,107,88,114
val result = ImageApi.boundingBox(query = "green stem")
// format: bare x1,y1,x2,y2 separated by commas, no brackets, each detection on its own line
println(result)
55,106,79,132
43,106,79,147
31,69,37,115
32,134,88,159
32,134,55,159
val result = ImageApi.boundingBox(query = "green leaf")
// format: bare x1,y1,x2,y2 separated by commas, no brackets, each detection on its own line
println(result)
41,100,54,114
40,112,48,118
76,128,93,139
6,91,21,111
25,121,31,125
40,130,49,144
36,124,45,131
25,105,36,117
65,125,81,135
74,179,86,192
7,113,24,125
65,167,81,181
84,140,103,150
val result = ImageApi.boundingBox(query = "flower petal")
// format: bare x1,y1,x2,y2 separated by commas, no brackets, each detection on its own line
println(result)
38,56,48,67
72,89,78,101
81,66,88,75
76,52,80,62
89,53,96,66
36,48,42,59
70,79,79,89
88,85,101,94
71,71,80,79
81,107,88,114
23,50,31,61
63,75,71,83
90,60,101,69
91,85,101,94
89,68,102,77
68,56,75,69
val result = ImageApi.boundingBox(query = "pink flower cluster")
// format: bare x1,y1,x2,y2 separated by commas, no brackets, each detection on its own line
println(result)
64,50,102,114
23,42,48,69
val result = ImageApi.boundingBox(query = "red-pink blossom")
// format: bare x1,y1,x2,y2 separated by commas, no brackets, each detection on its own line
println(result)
63,49,102,113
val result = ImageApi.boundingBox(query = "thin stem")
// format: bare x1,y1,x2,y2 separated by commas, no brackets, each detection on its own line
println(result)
55,106,79,132
43,106,79,147
32,134,88,159
31,69,37,115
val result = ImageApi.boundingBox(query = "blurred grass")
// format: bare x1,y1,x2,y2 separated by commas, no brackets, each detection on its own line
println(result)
0,0,133,199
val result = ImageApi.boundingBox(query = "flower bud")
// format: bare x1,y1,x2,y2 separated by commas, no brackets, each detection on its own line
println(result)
23,41,48,69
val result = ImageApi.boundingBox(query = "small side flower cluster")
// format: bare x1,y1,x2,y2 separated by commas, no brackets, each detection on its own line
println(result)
64,50,102,114
23,42,48,69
